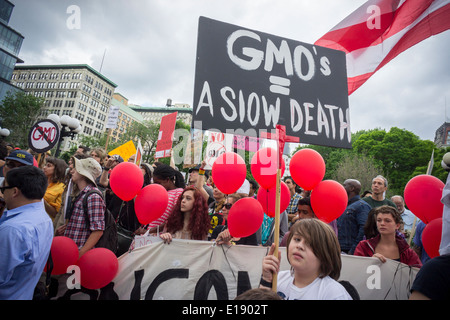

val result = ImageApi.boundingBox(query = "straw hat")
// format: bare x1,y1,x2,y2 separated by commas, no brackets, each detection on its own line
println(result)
73,157,102,185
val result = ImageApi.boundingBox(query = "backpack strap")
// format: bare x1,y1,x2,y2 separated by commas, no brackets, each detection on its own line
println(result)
82,188,105,230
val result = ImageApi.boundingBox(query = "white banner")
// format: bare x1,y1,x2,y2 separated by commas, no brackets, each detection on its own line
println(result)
55,240,419,300
111,240,418,300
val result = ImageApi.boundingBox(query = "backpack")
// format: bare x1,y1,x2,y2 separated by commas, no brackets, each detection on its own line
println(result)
82,189,118,254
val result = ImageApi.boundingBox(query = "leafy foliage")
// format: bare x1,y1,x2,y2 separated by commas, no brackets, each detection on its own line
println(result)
294,127,438,197
0,90,45,148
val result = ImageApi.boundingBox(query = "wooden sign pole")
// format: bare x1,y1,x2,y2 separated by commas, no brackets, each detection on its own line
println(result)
272,167,282,292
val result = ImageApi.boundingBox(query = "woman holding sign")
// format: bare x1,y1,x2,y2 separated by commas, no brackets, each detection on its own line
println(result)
159,186,210,243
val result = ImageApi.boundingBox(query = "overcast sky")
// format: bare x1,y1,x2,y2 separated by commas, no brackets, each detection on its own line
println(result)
9,0,450,142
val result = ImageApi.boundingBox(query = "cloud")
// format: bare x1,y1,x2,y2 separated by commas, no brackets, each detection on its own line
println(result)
8,0,450,142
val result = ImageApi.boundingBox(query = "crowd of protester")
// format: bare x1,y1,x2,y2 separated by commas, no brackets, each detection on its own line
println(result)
0,140,448,300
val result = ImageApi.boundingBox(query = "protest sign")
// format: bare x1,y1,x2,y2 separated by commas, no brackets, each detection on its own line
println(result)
203,131,233,169
106,105,120,129
52,240,418,300
134,139,143,166
155,112,178,159
183,128,203,168
108,140,136,161
28,119,60,153
233,135,260,152
192,17,351,148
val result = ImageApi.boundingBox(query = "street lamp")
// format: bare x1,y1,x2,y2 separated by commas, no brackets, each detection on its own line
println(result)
0,127,10,139
48,114,82,157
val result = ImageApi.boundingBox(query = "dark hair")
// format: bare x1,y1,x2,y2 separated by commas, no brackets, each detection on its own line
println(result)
248,180,258,190
363,208,378,239
78,145,90,153
0,140,8,161
364,205,402,239
6,166,48,200
362,190,372,197
297,196,312,209
153,164,185,189
45,156,68,184
165,186,210,240
140,163,153,187
374,205,401,221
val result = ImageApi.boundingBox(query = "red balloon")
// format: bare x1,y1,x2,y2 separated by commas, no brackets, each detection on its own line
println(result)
110,162,144,201
257,181,290,218
289,148,325,190
310,180,347,223
404,175,444,224
212,152,246,194
422,218,443,258
250,147,285,189
45,236,79,275
228,197,264,238
134,184,169,225
77,248,119,290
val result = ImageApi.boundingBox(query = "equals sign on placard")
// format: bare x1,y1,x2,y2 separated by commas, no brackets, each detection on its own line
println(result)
269,76,290,95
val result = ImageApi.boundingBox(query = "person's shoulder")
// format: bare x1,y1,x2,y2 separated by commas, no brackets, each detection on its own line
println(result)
319,276,353,300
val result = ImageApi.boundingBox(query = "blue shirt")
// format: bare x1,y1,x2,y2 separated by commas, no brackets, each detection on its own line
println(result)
0,201,53,300
412,220,430,264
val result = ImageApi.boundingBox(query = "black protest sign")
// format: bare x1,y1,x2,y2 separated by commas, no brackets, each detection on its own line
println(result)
28,119,60,153
192,17,351,148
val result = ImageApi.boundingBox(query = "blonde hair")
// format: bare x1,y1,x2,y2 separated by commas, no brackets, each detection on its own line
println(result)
287,219,342,280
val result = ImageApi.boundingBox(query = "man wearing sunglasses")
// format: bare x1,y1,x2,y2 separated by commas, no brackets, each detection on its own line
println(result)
0,150,35,217
3,150,34,176
0,166,53,300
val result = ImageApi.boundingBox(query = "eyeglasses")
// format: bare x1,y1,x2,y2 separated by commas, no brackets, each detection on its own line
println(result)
223,203,233,210
6,161,25,169
0,185,15,193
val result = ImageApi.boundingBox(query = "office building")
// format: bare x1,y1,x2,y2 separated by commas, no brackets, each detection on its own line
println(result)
130,100,192,126
0,0,24,101
12,64,117,152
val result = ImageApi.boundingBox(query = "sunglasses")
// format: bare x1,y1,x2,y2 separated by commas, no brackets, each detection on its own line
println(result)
0,185,15,193
223,203,233,210
6,161,25,169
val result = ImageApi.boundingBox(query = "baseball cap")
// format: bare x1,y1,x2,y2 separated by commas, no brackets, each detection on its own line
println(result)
73,157,102,185
189,164,209,178
6,150,34,166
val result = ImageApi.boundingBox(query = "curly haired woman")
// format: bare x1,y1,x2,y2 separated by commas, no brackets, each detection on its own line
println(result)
160,186,210,243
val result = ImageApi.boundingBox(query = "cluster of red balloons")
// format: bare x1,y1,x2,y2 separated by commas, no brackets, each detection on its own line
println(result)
109,162,169,225
220,147,348,237
47,237,119,290
283,148,347,223
404,174,445,258
211,152,264,238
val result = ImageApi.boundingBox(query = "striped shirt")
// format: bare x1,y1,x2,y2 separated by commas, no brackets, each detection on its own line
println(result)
147,188,183,230
64,185,105,248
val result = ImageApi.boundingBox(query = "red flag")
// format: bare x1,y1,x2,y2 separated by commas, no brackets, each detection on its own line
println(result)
315,0,450,95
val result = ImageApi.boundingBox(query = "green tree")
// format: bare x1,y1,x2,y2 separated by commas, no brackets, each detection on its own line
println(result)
409,146,450,183
353,127,435,195
121,120,160,163
331,152,385,193
0,90,44,148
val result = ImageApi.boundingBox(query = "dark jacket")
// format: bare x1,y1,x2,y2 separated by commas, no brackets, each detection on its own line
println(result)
337,196,371,254
354,234,422,268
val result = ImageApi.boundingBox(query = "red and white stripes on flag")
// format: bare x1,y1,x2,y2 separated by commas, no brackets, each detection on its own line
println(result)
315,0,450,95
